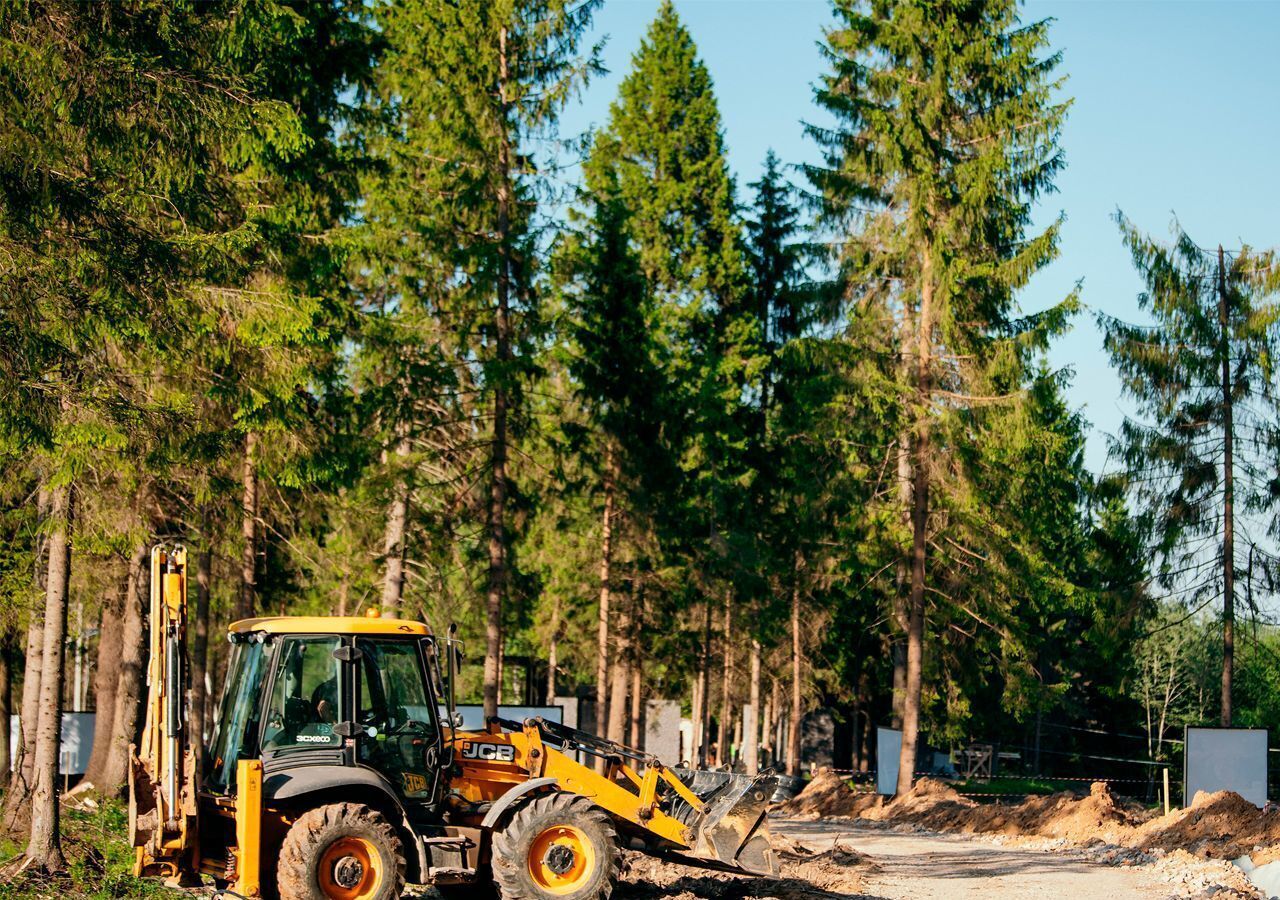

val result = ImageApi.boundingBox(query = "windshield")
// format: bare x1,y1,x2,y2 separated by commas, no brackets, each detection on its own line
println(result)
207,638,268,793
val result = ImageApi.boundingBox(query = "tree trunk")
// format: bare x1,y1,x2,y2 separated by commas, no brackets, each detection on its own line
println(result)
897,249,934,796
483,25,513,722
628,652,642,750
191,543,213,743
25,481,74,873
690,673,702,765
0,627,11,779
891,435,911,727
594,443,616,742
787,558,802,776
3,488,50,829
381,434,411,612
698,600,712,767
744,638,761,774
546,596,560,703
99,544,148,798
238,431,258,620
717,593,733,767
1218,245,1234,727
82,574,124,788
606,592,631,746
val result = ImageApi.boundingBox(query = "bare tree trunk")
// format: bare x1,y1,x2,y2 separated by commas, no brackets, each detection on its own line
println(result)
897,250,934,796
891,436,911,727
238,431,258,620
690,674,702,765
1218,245,1235,727
762,675,775,768
594,443,616,743
482,26,514,723
717,593,733,767
628,654,642,750
3,489,50,830
0,627,11,779
191,543,212,742
25,481,74,873
99,544,147,798
3,616,42,830
606,592,631,745
82,574,124,788
546,596,560,703
381,435,411,612
787,558,802,776
744,638,761,774
628,586,646,749
698,601,712,767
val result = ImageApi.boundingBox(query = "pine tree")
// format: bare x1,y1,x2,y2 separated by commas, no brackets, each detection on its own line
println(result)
809,0,1072,792
1101,217,1280,726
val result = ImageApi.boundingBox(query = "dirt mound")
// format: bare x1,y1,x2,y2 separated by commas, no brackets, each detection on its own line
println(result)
616,842,869,899
1135,790,1280,858
863,776,975,830
781,769,882,818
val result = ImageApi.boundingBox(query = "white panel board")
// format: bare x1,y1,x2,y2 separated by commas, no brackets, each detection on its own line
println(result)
876,726,902,796
644,699,681,765
10,713,94,775
1185,726,1268,808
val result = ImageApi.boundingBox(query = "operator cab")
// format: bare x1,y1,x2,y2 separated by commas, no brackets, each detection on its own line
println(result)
205,612,450,808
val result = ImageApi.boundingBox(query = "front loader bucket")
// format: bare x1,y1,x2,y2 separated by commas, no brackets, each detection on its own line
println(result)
671,769,779,876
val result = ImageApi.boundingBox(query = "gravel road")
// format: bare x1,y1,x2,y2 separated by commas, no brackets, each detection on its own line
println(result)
776,818,1174,900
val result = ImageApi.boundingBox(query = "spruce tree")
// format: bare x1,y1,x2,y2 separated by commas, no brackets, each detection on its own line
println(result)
583,0,753,757
364,0,599,717
809,0,1072,791
1101,217,1280,726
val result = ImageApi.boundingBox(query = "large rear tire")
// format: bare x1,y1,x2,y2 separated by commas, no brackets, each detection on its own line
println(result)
278,802,406,900
491,793,619,900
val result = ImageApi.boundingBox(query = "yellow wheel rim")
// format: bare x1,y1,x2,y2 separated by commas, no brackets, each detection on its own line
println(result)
527,823,596,895
318,836,383,900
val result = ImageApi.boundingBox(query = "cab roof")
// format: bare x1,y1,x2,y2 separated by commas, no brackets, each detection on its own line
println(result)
228,615,432,637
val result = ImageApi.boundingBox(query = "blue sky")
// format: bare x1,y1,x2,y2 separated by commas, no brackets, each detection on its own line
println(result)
558,0,1280,473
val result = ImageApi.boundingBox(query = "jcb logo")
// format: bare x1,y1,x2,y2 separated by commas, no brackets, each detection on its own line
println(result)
461,742,515,763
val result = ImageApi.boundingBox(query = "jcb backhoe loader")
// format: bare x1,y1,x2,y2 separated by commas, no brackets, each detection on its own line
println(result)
129,545,778,899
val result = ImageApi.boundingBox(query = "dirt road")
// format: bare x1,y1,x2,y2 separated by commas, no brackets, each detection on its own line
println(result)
776,818,1173,900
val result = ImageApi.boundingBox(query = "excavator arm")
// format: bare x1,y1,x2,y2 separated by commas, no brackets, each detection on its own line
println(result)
129,545,201,886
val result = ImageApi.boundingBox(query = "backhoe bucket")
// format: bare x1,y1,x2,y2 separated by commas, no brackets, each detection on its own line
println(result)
673,769,779,876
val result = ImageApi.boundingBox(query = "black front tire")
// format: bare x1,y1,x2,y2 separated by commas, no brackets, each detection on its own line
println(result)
491,793,620,900
277,802,406,900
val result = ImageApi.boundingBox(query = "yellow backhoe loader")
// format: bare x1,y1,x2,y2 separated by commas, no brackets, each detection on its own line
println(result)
129,545,778,899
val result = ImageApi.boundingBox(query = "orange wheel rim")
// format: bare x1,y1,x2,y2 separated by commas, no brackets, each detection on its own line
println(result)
527,823,595,895
318,836,383,900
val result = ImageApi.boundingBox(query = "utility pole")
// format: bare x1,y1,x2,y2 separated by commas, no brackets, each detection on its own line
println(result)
1218,244,1234,728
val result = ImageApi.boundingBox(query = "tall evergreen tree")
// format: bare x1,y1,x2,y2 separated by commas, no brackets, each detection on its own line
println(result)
0,0,302,870
809,0,1072,791
581,0,754,757
364,0,600,717
1101,217,1280,726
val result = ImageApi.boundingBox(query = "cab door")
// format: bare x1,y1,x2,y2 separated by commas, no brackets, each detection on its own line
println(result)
353,637,443,804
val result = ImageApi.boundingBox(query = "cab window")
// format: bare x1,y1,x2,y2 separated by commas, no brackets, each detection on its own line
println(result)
356,638,438,798
262,636,343,752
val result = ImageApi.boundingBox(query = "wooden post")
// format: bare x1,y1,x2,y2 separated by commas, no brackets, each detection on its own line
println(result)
1163,766,1171,815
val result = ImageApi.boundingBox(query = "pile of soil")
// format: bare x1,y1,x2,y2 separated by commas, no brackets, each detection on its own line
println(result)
1135,790,1280,859
779,773,1280,862
780,769,882,819
617,843,869,900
